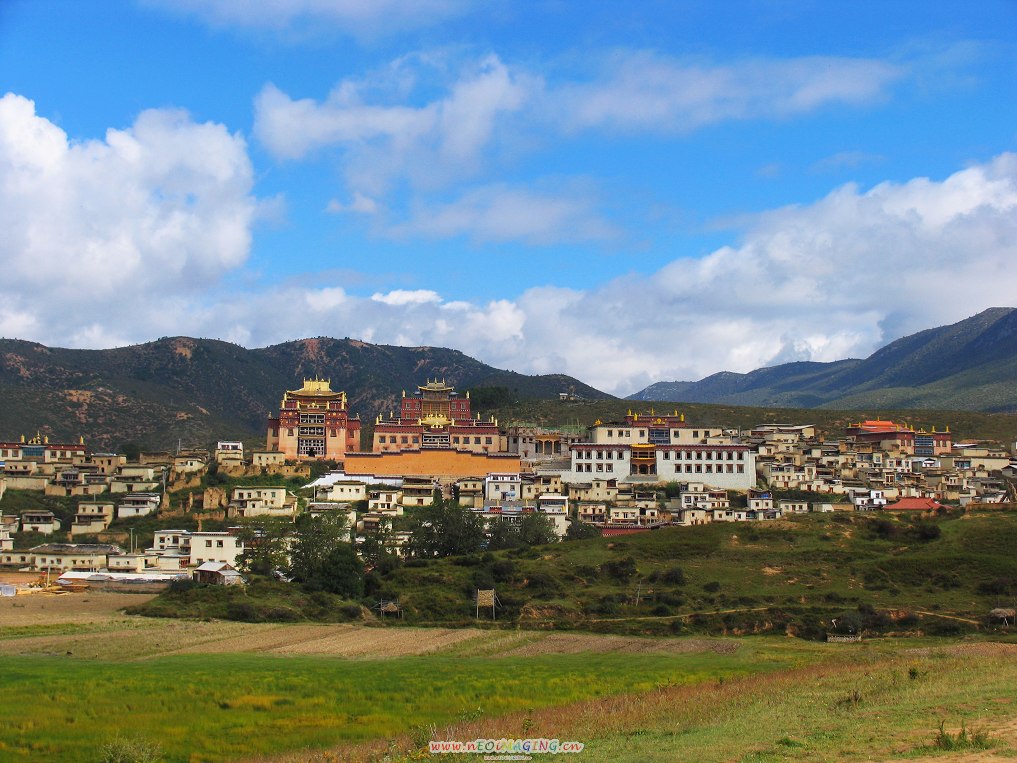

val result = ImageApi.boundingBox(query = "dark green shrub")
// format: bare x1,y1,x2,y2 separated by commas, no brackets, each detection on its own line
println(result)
471,570,496,591
600,556,637,581
659,566,686,585
225,602,259,622
913,522,941,541
491,560,516,583
525,571,563,598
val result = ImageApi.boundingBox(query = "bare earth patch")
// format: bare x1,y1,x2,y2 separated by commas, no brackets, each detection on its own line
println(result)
501,632,738,657
1,591,156,627
0,594,746,662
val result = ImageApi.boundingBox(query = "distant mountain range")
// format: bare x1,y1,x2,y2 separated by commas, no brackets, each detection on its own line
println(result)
629,308,1017,413
0,337,610,450
4,308,1015,452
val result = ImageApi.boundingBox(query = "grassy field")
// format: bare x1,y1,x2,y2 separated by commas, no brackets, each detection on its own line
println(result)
0,626,815,762
334,641,1017,763
3,594,1017,762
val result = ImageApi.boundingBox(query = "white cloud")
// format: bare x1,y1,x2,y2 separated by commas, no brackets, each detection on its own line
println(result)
253,49,909,246
390,182,619,244
550,51,904,133
254,54,535,193
0,93,258,345
326,192,379,215
493,152,1017,393
371,289,441,306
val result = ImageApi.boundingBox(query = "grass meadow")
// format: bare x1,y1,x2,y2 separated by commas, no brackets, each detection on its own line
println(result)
0,642,807,762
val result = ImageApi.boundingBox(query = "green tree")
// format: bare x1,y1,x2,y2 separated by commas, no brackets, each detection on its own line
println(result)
408,494,485,558
288,511,349,589
119,441,144,462
235,517,293,577
519,512,558,546
318,543,365,599
486,518,522,550
565,520,602,541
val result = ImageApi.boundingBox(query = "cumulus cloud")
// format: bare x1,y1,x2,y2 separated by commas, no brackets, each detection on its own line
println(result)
371,289,441,306
0,93,258,347
489,152,1017,393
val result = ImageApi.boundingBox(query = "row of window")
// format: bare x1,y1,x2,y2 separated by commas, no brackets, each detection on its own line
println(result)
575,449,747,461
575,463,614,473
667,464,745,474
603,429,716,439
575,450,624,460
662,450,746,461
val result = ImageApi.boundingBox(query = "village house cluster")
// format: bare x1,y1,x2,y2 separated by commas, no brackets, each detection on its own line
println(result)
2,378,1015,585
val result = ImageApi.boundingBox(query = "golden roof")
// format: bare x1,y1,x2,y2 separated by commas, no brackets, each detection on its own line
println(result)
418,378,454,393
286,377,343,397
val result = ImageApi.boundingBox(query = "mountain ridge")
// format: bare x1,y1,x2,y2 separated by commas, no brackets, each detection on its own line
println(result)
0,336,611,450
628,308,1017,412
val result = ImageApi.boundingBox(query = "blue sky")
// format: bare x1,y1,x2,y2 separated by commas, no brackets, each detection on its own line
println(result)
1,0,1016,395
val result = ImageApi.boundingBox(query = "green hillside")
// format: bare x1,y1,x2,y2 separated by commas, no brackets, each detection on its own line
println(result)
135,510,1017,639
356,511,1016,637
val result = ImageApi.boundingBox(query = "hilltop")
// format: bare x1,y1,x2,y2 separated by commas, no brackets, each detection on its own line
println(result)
630,308,1017,412
0,336,610,450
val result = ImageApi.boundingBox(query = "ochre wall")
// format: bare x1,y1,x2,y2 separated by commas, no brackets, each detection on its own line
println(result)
344,450,520,478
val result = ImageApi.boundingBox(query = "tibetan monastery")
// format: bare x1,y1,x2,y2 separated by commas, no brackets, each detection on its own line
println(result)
845,419,952,456
343,379,520,479
372,379,504,453
266,378,361,460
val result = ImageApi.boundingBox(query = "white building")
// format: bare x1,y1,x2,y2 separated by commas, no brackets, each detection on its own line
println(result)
536,494,569,537
188,531,245,567
485,473,522,502
118,493,161,519
229,487,296,518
